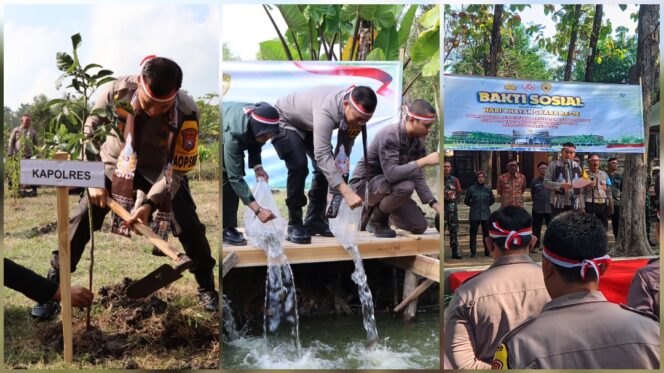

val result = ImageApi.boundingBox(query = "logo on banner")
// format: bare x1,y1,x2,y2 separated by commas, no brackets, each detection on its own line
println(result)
541,83,552,92
522,83,535,91
504,84,517,91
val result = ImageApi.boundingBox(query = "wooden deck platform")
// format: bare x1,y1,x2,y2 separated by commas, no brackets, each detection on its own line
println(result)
223,228,440,269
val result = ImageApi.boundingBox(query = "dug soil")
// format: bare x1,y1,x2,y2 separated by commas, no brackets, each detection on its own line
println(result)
38,278,218,369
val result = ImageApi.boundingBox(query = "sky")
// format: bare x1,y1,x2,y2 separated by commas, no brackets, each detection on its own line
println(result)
222,5,288,61
4,4,220,110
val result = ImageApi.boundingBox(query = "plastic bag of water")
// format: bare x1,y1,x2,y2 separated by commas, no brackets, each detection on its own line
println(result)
328,199,363,247
244,178,287,250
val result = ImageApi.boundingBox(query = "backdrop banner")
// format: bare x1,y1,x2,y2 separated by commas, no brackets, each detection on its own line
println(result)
444,75,645,153
222,61,403,188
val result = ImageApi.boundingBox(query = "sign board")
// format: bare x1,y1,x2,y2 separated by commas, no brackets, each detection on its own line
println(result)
223,60,403,188
444,75,645,153
20,160,105,188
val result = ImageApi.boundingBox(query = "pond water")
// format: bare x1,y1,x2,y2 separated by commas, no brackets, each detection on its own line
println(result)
222,311,439,369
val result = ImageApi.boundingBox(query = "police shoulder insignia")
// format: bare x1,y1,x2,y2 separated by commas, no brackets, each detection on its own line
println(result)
491,343,509,369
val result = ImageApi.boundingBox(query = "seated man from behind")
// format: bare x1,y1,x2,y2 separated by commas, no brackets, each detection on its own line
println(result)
444,206,550,369
492,211,660,369
349,99,440,237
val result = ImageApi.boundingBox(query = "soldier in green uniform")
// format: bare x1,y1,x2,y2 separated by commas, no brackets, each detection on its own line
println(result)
444,161,462,259
606,157,622,239
222,102,281,245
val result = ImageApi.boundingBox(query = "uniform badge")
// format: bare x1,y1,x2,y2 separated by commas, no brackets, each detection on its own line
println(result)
492,343,509,369
181,127,198,151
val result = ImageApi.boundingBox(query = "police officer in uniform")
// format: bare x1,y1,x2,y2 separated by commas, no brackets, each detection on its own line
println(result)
544,142,584,217
32,57,219,319
445,206,549,369
7,114,39,196
444,161,462,259
492,212,660,369
272,86,377,244
349,99,440,237
222,102,280,245
606,157,622,238
582,153,610,230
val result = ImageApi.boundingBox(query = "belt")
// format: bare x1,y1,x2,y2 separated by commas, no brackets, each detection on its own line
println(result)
585,199,607,204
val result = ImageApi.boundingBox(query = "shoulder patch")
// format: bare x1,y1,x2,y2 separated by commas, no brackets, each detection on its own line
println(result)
619,303,659,321
492,343,509,369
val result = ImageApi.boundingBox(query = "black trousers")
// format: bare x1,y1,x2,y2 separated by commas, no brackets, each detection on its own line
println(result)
469,220,490,254
611,206,620,239
221,154,240,229
531,210,552,248
585,202,609,231
271,129,328,224
60,174,217,291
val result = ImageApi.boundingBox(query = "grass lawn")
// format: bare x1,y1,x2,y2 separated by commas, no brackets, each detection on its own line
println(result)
3,179,220,369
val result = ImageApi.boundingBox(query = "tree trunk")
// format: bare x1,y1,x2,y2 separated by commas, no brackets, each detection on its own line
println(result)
564,5,582,81
356,20,373,61
479,5,503,185
616,5,658,256
484,5,503,76
584,5,603,82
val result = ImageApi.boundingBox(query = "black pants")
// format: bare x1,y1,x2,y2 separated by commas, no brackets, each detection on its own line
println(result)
221,155,239,229
611,206,620,239
60,174,217,291
531,210,552,248
469,220,490,254
585,202,609,231
271,129,328,224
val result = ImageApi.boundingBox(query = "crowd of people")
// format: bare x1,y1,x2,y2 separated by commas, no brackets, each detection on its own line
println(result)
443,142,657,259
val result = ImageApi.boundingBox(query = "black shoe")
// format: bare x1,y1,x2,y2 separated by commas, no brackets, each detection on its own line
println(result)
451,252,463,259
223,228,247,246
368,207,396,238
484,251,491,257
287,225,311,244
198,289,219,312
28,190,37,197
304,220,334,237
31,300,61,321
470,251,477,258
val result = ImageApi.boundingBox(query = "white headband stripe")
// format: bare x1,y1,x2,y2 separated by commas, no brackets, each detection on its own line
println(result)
140,78,177,103
489,222,532,250
542,248,611,282
406,107,436,122
348,88,373,117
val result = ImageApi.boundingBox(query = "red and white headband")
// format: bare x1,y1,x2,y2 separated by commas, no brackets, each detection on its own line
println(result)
139,55,178,103
542,247,611,282
347,86,374,117
406,107,436,123
489,222,532,250
243,107,279,125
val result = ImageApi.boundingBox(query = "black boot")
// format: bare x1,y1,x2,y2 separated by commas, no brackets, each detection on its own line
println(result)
195,272,219,312
304,203,333,237
223,227,247,246
470,247,477,258
450,248,463,259
31,261,61,321
367,207,396,238
286,209,311,244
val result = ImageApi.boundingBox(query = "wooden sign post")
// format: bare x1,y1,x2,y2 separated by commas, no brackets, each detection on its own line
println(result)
20,153,105,364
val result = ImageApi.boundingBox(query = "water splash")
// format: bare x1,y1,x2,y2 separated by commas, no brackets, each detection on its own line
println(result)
344,244,379,348
222,295,240,343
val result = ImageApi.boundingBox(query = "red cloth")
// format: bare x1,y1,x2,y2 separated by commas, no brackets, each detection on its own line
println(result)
448,258,650,304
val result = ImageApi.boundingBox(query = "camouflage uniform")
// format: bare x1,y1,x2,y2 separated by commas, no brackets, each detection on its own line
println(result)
444,175,461,258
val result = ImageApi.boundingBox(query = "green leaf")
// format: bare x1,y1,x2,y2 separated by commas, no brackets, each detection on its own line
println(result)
92,69,114,80
71,33,82,51
258,39,290,60
422,49,440,77
276,5,309,33
359,5,399,28
365,48,386,61
83,63,102,72
56,52,74,72
95,76,116,88
47,98,67,107
619,4,627,11
398,5,418,47
419,5,440,29
596,56,603,64
374,26,399,60
411,29,439,64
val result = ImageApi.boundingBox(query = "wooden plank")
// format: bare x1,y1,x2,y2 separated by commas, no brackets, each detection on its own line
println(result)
224,229,440,268
55,152,73,364
394,279,435,313
222,252,239,278
384,254,440,282
402,271,418,321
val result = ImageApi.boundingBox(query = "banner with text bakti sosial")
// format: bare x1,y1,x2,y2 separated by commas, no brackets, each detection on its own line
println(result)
444,75,645,153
